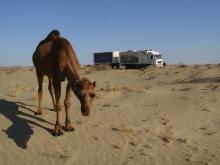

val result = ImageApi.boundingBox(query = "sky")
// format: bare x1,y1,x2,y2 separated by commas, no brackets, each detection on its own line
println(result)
0,0,220,66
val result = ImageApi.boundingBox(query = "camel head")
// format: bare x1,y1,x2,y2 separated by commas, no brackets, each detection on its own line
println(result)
75,78,96,116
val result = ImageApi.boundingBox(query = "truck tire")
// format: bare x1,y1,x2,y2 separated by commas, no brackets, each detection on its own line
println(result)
125,65,130,69
116,63,120,69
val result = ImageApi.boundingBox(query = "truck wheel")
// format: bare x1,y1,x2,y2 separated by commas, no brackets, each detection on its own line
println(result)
116,64,120,69
125,65,130,69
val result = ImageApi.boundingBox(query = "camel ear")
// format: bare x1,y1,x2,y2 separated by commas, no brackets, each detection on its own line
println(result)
93,81,96,88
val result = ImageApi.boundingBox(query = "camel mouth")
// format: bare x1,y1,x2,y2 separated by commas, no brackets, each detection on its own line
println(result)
82,112,89,116
81,109,90,116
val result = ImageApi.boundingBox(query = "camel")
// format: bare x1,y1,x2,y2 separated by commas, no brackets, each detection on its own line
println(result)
32,30,96,136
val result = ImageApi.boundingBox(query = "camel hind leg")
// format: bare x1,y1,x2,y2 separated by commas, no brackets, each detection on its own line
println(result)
35,71,44,115
63,83,74,132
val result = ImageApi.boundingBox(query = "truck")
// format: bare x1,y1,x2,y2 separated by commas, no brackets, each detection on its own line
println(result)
93,49,164,68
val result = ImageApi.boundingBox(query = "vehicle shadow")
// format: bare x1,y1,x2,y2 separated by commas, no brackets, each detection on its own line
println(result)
0,99,53,149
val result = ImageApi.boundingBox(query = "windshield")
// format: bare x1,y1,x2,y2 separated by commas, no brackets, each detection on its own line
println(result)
154,55,162,59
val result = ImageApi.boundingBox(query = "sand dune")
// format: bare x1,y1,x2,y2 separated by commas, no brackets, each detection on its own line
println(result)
0,65,220,165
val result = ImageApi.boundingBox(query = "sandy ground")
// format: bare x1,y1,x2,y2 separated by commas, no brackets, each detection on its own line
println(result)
0,65,220,165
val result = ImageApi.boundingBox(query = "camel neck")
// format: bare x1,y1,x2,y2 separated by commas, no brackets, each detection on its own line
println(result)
69,75,80,95
65,62,80,94
68,71,80,82
66,68,80,87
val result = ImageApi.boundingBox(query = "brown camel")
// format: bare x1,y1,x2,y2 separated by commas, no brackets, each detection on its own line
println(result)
32,30,96,136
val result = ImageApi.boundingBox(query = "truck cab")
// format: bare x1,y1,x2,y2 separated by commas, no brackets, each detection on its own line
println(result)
154,54,163,67
145,50,163,67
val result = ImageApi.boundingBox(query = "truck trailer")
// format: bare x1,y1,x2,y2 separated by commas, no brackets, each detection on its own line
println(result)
93,49,164,68
93,51,121,68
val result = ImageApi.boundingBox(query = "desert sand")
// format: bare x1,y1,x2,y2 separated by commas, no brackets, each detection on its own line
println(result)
0,64,220,165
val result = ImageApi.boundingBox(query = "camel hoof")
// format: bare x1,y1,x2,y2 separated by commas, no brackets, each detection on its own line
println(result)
35,111,43,116
52,124,64,136
52,129,63,136
63,126,75,132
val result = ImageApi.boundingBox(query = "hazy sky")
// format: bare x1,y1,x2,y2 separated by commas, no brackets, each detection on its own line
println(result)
0,0,219,66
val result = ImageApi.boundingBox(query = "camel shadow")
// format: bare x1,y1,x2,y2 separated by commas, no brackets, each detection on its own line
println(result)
0,99,53,149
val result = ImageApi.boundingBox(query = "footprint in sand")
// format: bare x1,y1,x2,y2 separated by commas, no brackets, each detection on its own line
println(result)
112,144,120,149
201,108,211,112
103,103,111,107
158,126,174,144
175,138,187,144
159,116,170,126
199,126,217,136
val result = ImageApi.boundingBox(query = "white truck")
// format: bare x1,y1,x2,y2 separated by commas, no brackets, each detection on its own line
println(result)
93,49,164,68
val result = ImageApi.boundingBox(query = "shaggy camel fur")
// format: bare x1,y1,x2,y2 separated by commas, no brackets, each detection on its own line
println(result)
32,30,96,136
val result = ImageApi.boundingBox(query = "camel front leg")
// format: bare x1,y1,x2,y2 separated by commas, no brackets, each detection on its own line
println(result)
48,78,56,110
36,71,44,115
63,83,74,132
53,80,63,136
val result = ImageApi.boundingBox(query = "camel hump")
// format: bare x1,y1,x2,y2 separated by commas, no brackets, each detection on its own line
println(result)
46,30,60,40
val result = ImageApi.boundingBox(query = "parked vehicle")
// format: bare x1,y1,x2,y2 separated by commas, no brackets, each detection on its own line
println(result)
93,49,164,68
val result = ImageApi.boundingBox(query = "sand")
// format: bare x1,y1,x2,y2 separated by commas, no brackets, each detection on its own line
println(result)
0,65,220,165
